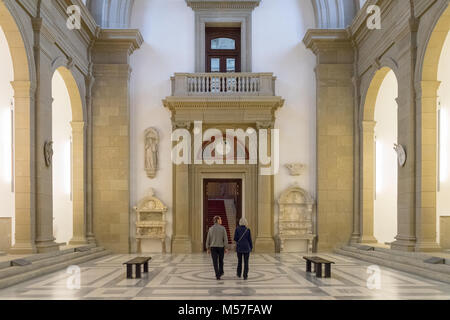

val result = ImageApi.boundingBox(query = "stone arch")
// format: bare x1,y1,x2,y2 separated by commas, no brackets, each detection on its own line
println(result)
311,0,360,29
51,66,87,245
86,0,135,28
414,4,450,251
359,66,398,244
1,1,36,253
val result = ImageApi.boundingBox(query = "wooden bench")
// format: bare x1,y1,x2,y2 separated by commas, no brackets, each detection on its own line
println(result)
123,257,152,279
303,256,335,278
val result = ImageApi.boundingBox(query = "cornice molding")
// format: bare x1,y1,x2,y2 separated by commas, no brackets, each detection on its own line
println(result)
186,0,261,10
163,96,284,124
303,29,352,53
95,29,143,54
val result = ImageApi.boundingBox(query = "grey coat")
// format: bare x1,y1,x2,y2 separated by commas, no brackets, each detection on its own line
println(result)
206,223,229,249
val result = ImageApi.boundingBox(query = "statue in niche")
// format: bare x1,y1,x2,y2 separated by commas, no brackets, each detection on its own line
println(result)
44,141,54,168
145,128,159,179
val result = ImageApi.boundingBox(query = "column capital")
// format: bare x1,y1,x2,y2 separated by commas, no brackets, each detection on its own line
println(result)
416,80,442,99
71,121,86,132
93,29,144,64
10,80,35,98
361,120,377,132
256,121,274,130
303,29,353,54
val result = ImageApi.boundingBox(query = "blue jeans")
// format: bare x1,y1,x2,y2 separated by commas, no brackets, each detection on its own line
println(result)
237,252,250,278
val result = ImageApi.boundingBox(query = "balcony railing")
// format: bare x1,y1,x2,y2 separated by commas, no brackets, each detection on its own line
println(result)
170,73,277,96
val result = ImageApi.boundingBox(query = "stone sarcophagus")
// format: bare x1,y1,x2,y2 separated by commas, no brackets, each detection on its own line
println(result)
134,189,168,253
277,186,316,253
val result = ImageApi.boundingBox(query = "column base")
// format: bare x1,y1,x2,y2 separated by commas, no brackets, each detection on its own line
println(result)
35,240,61,253
86,234,97,245
254,237,276,253
391,236,416,252
172,236,192,253
9,241,37,254
360,235,378,244
415,241,441,252
350,233,361,244
69,237,89,246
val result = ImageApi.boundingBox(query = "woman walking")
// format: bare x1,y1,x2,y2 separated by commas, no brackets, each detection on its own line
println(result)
234,217,253,280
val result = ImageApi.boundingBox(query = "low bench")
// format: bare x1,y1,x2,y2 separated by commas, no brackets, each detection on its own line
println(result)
123,257,152,279
303,256,335,278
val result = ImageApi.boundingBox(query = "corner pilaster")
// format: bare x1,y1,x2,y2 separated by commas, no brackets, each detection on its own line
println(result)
304,29,355,251
91,29,143,253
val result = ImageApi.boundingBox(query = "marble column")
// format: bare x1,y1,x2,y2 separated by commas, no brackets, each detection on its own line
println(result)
414,80,441,251
172,163,193,253
360,120,378,244
9,81,36,254
254,122,275,252
69,121,88,245
171,122,193,253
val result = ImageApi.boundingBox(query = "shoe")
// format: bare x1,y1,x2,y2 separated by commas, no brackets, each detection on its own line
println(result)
237,274,241,278
216,276,221,280
243,276,248,280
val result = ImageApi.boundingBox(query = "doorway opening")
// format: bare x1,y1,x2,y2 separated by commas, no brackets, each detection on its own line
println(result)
203,179,242,251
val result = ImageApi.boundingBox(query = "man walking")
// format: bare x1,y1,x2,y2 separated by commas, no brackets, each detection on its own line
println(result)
206,216,229,280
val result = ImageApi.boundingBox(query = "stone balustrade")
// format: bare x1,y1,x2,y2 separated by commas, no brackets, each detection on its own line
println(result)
170,73,277,96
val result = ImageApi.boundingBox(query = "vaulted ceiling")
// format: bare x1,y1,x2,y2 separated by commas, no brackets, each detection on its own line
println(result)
85,0,361,30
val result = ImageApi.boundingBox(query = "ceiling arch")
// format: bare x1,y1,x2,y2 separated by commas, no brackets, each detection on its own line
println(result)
311,0,361,29
86,0,135,29
85,0,360,30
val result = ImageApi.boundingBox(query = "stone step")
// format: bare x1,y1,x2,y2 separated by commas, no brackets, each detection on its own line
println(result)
0,252,5,257
343,245,450,273
351,243,446,262
0,246,108,281
335,246,450,284
0,243,97,271
0,248,110,289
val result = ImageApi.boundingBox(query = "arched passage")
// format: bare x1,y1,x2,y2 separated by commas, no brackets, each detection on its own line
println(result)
52,66,87,245
360,67,399,245
0,1,34,253
417,5,450,251
0,22,14,251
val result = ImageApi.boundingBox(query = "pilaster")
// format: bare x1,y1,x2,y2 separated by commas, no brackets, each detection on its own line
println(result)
304,29,355,251
91,29,143,253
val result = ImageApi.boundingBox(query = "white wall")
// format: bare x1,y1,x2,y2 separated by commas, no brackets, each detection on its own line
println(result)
0,26,15,246
437,32,450,243
373,70,398,244
129,0,316,243
52,70,73,245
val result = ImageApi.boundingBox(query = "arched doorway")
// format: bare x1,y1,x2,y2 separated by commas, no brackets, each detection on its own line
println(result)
418,5,450,251
361,67,399,245
0,24,14,251
51,67,87,246
0,1,34,253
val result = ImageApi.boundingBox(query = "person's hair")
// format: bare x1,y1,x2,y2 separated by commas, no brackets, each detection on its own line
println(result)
239,217,248,227
213,216,221,224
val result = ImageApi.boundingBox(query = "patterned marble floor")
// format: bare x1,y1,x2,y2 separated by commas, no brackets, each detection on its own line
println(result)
1,253,450,300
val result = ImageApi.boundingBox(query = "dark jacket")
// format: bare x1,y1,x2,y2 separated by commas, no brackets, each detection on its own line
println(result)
234,225,253,253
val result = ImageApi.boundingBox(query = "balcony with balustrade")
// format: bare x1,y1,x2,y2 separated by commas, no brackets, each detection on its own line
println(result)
163,72,285,125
